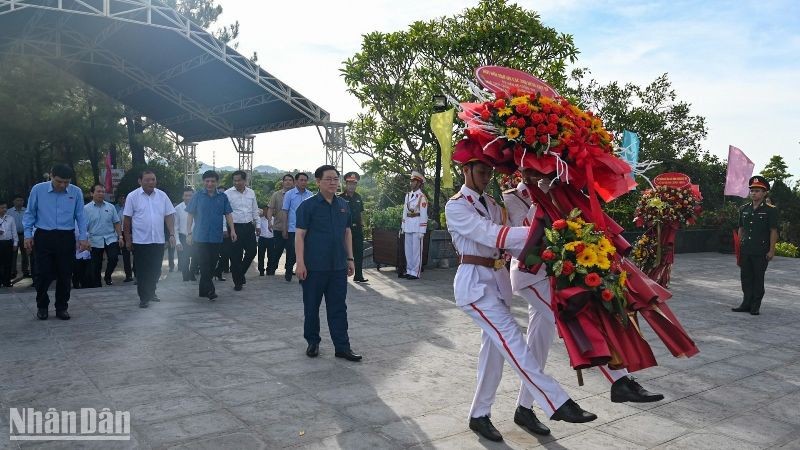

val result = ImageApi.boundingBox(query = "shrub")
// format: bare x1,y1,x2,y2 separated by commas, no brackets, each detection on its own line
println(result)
775,242,799,258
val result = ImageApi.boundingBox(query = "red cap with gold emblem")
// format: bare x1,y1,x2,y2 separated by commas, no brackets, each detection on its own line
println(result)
748,175,770,191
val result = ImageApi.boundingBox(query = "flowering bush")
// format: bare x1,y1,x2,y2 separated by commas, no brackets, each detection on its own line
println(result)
775,242,799,258
537,208,629,324
634,186,701,228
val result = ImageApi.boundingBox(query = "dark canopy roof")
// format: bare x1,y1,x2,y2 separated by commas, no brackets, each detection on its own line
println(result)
0,0,329,141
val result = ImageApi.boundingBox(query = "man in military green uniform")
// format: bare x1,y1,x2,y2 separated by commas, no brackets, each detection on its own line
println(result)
733,175,779,316
340,172,368,283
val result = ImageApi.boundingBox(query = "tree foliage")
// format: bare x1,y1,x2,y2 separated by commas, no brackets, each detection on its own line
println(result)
761,155,791,183
342,0,578,179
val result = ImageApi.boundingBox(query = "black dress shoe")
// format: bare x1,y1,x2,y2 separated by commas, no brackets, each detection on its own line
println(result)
56,310,70,320
750,311,760,315
550,399,597,423
405,275,419,280
335,350,363,362
353,278,369,283
398,273,408,279
208,292,218,301
234,284,243,291
105,279,113,286
468,416,503,442
37,308,48,320
139,301,149,308
306,343,319,357
123,277,134,283
611,376,664,403
514,405,550,435
216,275,226,281
259,271,265,276
284,273,293,282
23,272,30,278
731,306,749,312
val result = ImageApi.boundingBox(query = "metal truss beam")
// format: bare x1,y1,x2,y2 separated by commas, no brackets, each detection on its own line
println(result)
0,0,330,126
115,51,215,99
319,122,346,178
160,92,281,129
233,135,255,181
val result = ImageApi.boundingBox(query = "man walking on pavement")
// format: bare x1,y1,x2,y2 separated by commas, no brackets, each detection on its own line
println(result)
296,165,362,362
7,194,30,279
401,171,427,280
265,174,294,276
175,187,198,281
84,184,123,287
187,171,236,301
445,145,596,443
225,170,259,291
282,172,312,282
733,175,779,315
115,193,134,282
0,200,18,287
339,171,368,283
123,170,176,308
23,164,89,320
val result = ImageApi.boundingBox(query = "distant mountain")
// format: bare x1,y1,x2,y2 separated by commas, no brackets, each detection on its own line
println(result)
196,162,283,174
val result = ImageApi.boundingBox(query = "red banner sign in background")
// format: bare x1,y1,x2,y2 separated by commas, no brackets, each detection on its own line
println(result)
475,66,560,98
653,172,691,189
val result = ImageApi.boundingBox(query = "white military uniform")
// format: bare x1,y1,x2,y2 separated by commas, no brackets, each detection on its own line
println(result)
402,188,428,277
446,184,570,419
502,181,628,409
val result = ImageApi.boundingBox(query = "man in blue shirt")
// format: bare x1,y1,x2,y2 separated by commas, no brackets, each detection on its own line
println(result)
23,164,89,320
85,184,123,287
186,171,236,300
296,165,361,362
282,172,312,282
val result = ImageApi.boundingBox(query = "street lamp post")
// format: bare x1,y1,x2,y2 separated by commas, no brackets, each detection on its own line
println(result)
432,93,448,228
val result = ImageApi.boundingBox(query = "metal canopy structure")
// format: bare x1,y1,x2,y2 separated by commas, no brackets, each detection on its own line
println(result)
0,0,330,143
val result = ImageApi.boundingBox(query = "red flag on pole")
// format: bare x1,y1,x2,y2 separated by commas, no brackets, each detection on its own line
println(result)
105,152,114,196
723,146,754,197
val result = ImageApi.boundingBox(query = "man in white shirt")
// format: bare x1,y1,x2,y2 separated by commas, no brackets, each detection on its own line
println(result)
0,200,18,287
123,170,177,308
401,171,428,279
7,194,29,278
174,187,198,282
225,170,260,290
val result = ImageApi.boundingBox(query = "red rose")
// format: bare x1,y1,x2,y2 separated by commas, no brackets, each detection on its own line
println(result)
601,289,614,302
524,127,537,138
538,135,549,144
494,99,506,109
537,124,548,134
515,118,526,128
547,124,558,135
562,260,575,275
506,116,518,127
552,219,567,230
542,104,552,113
480,109,490,120
532,113,544,124
548,113,559,124
524,136,536,145
496,91,507,100
584,272,602,287
509,86,519,96
574,243,585,254
541,249,556,261
516,103,530,115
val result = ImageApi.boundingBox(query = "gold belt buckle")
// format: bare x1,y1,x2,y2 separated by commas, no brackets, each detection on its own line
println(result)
493,259,505,270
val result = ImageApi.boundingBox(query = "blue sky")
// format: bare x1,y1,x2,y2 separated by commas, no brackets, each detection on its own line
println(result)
198,0,799,185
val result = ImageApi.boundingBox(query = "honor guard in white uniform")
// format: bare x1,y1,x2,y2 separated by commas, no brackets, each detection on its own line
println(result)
499,169,664,418
445,145,597,443
401,171,428,279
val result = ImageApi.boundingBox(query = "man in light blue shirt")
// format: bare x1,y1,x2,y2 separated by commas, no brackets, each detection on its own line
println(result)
85,184,123,288
23,164,88,320
281,172,312,282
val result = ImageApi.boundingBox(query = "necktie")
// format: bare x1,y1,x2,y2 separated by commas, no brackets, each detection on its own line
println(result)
478,196,488,210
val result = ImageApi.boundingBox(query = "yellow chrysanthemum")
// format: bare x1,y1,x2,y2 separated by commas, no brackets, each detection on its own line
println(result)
598,237,615,254
506,127,520,139
567,220,582,232
577,249,598,267
619,270,628,287
596,255,611,270
497,107,513,117
510,96,529,106
564,241,582,251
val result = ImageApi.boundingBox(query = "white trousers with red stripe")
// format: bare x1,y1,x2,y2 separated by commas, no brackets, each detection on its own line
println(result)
516,281,628,408
463,295,570,419
404,232,423,277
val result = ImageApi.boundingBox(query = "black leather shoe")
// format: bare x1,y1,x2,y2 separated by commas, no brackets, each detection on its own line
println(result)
259,271,265,276
335,350,362,362
731,306,749,312
22,272,31,278
514,405,550,435
398,273,408,279
37,308,48,320
234,284,243,291
139,301,149,308
550,399,597,423
123,277,134,283
105,278,113,286
468,416,503,442
750,311,760,315
354,278,369,283
611,376,664,403
56,310,70,320
306,343,319,357
285,273,293,282
406,275,419,280
216,275,226,281
208,292,218,301
151,296,161,302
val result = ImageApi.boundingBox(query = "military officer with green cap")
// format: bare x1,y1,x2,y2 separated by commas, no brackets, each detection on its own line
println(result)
339,171,368,283
732,175,779,315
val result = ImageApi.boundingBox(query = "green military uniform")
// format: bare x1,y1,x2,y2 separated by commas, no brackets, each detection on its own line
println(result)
735,176,779,314
339,172,367,282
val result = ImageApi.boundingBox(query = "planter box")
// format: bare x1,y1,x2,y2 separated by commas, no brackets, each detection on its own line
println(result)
372,228,430,273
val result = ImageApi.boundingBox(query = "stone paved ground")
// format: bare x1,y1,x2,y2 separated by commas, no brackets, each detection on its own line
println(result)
1,253,799,449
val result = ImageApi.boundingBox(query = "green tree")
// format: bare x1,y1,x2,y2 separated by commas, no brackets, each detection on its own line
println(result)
342,0,578,180
761,155,791,184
